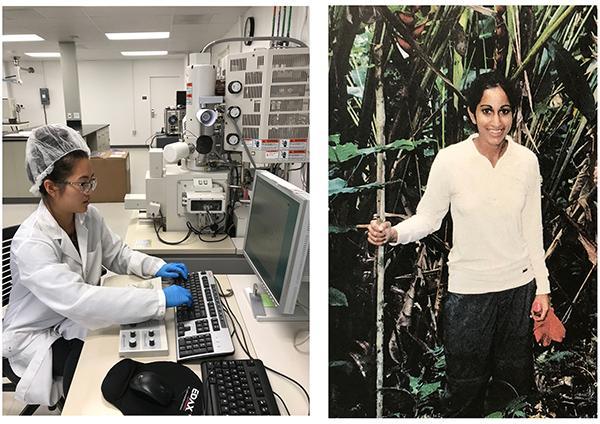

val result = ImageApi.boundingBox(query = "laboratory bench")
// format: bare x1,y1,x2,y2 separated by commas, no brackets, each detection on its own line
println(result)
2,124,110,203
62,273,309,416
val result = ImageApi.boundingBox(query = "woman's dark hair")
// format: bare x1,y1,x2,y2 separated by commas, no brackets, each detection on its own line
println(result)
39,150,89,197
465,71,520,113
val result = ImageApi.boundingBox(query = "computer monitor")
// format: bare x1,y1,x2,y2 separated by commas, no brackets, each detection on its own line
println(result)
243,170,309,321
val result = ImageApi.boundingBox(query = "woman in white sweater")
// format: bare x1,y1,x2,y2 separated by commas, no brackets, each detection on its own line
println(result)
367,72,550,417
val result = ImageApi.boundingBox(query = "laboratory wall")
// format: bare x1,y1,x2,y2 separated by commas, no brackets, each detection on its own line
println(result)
4,58,185,194
3,58,185,146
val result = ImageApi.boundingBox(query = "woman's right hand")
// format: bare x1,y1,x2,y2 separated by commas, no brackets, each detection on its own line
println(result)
367,220,397,246
163,285,193,308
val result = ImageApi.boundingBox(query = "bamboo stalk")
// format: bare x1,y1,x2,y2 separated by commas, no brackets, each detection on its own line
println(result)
511,5,576,81
549,115,587,197
561,264,596,323
373,22,386,418
378,6,467,104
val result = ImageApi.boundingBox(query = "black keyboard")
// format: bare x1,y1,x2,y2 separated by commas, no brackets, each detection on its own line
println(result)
174,271,234,361
201,359,280,415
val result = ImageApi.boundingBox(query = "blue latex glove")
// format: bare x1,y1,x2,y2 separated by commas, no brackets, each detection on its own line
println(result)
163,285,193,308
155,262,188,280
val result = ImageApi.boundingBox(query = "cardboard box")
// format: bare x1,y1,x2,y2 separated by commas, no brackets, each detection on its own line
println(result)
90,150,130,203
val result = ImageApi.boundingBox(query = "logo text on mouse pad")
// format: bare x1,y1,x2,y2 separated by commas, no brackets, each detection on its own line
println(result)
179,386,201,414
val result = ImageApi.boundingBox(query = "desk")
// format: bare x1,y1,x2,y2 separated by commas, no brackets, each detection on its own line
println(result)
125,214,236,255
2,122,30,132
62,274,309,415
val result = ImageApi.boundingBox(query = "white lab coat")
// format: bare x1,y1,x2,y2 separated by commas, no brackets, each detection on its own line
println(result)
2,201,167,406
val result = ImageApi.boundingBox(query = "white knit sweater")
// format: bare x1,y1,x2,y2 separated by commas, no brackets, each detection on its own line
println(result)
391,133,550,295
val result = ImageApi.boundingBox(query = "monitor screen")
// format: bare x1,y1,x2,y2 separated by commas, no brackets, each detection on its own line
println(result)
244,175,301,302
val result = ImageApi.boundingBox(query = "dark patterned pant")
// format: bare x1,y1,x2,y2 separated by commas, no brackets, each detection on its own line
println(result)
441,280,536,417
51,337,84,397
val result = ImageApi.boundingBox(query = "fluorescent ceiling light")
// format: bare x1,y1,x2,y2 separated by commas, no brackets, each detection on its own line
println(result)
121,51,168,56
106,32,169,40
26,52,61,58
3,34,44,42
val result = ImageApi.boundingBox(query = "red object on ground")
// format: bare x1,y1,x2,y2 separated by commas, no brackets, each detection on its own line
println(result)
533,307,566,347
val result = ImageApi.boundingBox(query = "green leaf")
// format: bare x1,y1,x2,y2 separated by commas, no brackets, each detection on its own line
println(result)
434,356,446,369
347,86,364,99
329,360,352,369
536,350,575,364
329,287,349,307
330,143,361,162
350,67,368,88
418,381,441,398
329,138,434,164
486,411,504,418
408,375,422,394
329,225,357,234
329,177,407,196
329,178,349,195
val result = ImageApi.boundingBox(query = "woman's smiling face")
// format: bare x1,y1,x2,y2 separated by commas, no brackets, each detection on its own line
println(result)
467,86,513,146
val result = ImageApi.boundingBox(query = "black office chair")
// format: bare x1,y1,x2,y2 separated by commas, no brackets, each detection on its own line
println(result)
2,225,41,414
2,224,51,415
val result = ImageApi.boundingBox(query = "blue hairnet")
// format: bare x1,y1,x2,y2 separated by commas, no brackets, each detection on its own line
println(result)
25,124,91,196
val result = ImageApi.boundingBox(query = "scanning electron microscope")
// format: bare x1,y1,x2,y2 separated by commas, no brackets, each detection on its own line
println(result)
125,45,310,240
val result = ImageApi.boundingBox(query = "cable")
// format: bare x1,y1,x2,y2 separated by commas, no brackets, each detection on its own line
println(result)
186,221,229,243
42,104,48,125
293,330,309,351
263,364,310,407
153,216,193,245
288,163,305,172
198,233,229,243
287,6,293,39
213,276,310,412
276,7,282,38
281,6,287,39
273,391,291,416
232,119,258,171
202,36,308,52
183,128,198,139
145,132,159,148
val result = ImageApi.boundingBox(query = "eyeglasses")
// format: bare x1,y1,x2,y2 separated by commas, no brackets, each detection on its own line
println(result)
61,177,97,194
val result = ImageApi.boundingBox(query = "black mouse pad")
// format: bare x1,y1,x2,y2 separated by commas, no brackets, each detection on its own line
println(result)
101,358,203,415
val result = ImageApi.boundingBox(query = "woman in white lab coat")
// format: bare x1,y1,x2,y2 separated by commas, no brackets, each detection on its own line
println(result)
3,124,193,407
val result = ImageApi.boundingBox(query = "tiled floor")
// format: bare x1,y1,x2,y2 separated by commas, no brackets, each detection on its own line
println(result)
2,201,129,415
2,391,61,416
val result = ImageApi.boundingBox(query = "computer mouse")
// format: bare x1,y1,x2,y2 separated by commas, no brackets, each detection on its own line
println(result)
129,371,173,406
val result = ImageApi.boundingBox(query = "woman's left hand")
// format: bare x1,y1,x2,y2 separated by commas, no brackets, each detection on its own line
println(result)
155,262,188,279
530,294,550,321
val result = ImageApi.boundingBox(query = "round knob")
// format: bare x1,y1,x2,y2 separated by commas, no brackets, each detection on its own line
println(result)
149,338,155,347
228,80,242,94
196,135,213,154
148,330,155,337
226,133,240,146
129,338,137,348
228,106,241,119
130,331,136,338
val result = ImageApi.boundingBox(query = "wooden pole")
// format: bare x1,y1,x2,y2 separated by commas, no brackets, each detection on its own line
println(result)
373,23,386,419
